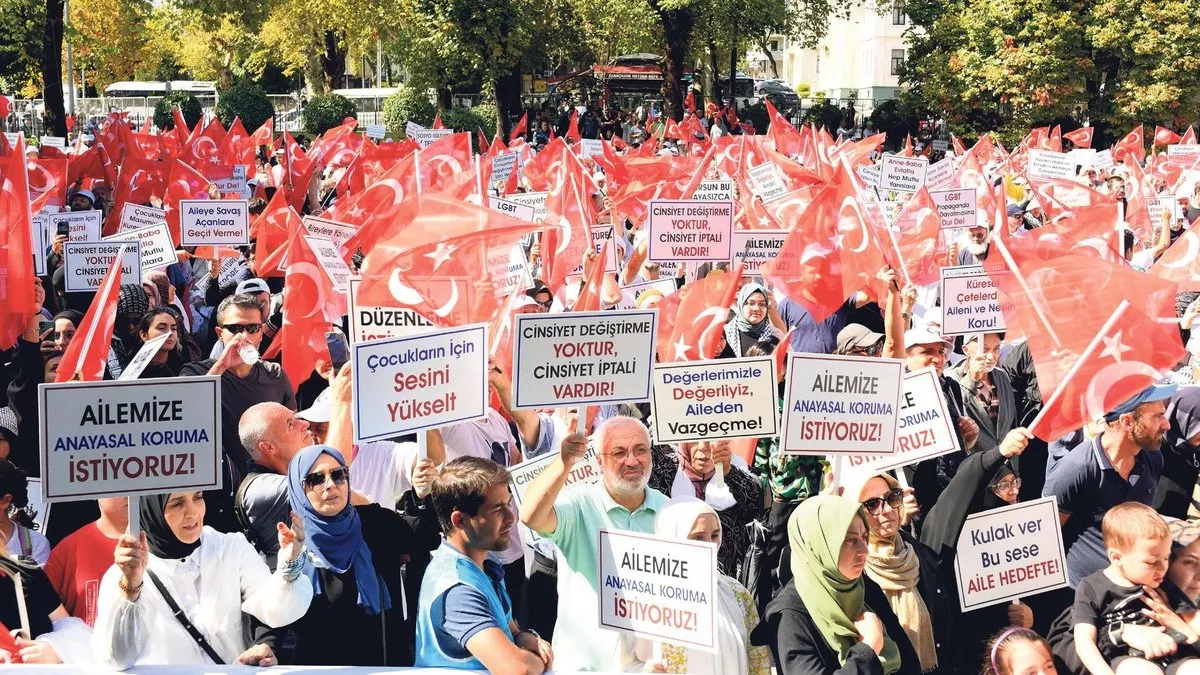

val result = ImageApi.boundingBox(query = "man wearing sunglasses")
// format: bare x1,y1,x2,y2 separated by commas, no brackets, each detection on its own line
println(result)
181,293,298,533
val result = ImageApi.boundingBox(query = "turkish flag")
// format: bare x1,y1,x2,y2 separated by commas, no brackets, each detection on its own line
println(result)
332,151,420,258
275,131,316,212
891,188,945,285
307,119,360,169
1151,228,1200,290
252,189,303,277
1154,126,1182,146
566,110,581,143
765,100,803,157
163,158,215,246
541,153,597,294
832,164,890,303
1063,127,1093,148
0,138,36,338
954,137,998,223
655,264,741,362
335,137,418,199
1048,125,1062,152
573,240,611,313
684,90,695,115
477,128,490,155
26,158,67,211
67,145,106,187
1122,154,1157,242
0,96,11,120
262,225,337,388
101,154,167,236
1112,125,1145,164
432,112,444,130
510,112,528,142
220,118,253,167
418,131,474,200
761,184,844,322
1182,126,1197,145
56,244,125,382
250,118,273,147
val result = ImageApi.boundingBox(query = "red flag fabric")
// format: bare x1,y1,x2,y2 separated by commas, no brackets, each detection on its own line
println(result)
566,110,581,143
541,161,597,294
102,154,168,236
306,119,360,169
1151,228,1200,290
831,164,889,302
180,118,226,166
0,138,36,338
250,118,274,147
684,90,695,115
219,118,253,166
418,131,474,199
252,190,303,277
510,112,528,142
1182,126,1198,145
892,188,946,285
764,100,803,157
55,245,125,382
573,240,611,312
261,227,336,387
163,159,214,245
1154,126,1182,146
26,158,67,211
1112,125,1145,164
477,128,490,155
761,185,844,322
1063,127,1093,148
276,131,316,212
1122,154,1157,242
0,96,10,120
655,266,741,362
432,112,444,130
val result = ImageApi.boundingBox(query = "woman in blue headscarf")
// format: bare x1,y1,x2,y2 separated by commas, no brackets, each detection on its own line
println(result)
286,445,442,666
720,282,783,359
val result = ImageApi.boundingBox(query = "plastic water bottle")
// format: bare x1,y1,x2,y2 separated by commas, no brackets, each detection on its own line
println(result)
238,343,260,366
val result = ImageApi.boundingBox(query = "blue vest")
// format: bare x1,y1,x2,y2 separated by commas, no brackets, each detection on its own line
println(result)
415,542,514,669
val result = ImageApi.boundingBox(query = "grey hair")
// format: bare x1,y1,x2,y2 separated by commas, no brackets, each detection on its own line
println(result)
593,415,650,455
216,292,266,325
238,402,287,462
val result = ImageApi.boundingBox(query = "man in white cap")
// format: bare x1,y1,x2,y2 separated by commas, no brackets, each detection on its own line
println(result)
69,189,95,212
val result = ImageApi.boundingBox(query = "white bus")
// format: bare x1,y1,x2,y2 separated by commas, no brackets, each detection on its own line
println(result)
103,81,218,98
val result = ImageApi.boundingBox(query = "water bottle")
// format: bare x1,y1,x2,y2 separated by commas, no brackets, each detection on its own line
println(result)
238,343,260,366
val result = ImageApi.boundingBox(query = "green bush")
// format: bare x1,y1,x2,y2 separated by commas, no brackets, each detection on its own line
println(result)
215,82,275,131
795,83,812,98
302,93,357,136
153,91,202,131
740,102,769,134
804,100,842,131
382,86,436,138
439,104,497,140
870,99,919,150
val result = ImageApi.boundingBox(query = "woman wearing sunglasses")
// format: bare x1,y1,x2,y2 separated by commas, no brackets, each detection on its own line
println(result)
843,469,955,674
286,445,442,666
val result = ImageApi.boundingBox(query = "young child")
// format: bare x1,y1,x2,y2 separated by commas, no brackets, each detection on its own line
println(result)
985,627,1057,675
1071,503,1200,675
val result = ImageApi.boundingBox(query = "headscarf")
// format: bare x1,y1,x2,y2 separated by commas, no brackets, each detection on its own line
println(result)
143,270,172,308
731,283,770,338
854,473,938,673
654,499,750,675
52,309,84,328
140,493,203,560
117,284,150,319
286,445,391,615
788,495,902,674
674,444,715,499
1168,388,1200,452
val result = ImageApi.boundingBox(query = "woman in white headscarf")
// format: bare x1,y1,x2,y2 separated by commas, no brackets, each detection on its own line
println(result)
620,498,771,674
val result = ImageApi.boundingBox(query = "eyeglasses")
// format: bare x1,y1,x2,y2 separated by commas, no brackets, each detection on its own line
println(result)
861,489,904,516
992,477,1022,492
847,342,882,357
303,466,349,490
221,323,263,335
603,447,650,462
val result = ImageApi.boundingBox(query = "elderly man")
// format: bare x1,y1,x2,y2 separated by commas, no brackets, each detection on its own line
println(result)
519,416,668,672
235,402,318,560
948,333,1016,457
1044,383,1175,587
957,223,993,265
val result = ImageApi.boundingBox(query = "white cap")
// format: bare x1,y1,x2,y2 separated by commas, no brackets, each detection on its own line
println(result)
297,389,331,424
903,324,946,349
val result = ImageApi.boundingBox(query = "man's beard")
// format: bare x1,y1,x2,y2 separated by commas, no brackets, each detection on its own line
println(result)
604,470,649,500
966,240,990,257
1131,421,1165,450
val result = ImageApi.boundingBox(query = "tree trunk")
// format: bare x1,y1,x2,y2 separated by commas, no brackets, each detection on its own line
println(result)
706,37,720,110
493,63,522,139
320,30,347,92
759,36,779,79
728,1,738,107
304,52,327,96
42,0,68,136
436,88,452,111
656,5,694,121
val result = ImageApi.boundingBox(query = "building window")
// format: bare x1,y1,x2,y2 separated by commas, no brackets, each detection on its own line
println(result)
890,49,905,76
815,54,820,74
769,39,780,52
892,0,906,24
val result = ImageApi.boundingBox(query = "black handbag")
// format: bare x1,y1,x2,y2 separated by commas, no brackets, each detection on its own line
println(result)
145,570,225,664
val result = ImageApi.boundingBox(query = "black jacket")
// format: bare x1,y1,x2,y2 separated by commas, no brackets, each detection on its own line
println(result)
752,577,922,675
897,530,956,675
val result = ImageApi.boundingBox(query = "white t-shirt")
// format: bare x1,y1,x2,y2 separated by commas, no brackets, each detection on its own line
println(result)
439,408,524,564
351,441,417,510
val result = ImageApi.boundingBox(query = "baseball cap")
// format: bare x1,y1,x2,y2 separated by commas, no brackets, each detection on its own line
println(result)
903,324,946,349
75,189,96,205
1006,203,1025,217
1103,382,1177,421
836,324,884,355
297,389,331,424
236,278,270,295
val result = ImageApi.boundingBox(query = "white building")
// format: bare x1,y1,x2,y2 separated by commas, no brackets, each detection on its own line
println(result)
746,0,909,117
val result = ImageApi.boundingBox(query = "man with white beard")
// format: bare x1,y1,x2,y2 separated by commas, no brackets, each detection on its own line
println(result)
957,222,995,265
519,416,668,672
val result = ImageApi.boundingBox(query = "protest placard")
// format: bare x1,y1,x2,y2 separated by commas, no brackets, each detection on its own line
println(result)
351,324,488,442
842,367,960,473
63,241,140,292
487,242,534,298
118,204,167,233
50,210,102,242
30,214,46,276
118,333,173,381
302,216,357,249
179,200,249,246
931,188,979,229
598,529,718,650
103,222,175,271
578,139,603,159
857,164,881,188
347,278,434,343
39,136,66,149
747,162,787,202
1168,145,1200,160
879,155,929,193
1028,149,1075,179
940,265,1009,335
410,128,453,147
490,153,519,185
3,132,18,147
731,230,785,275
955,497,1068,610
651,356,778,443
932,139,949,153
205,165,248,197
693,179,735,201
508,191,548,222
591,225,619,273
647,200,734,263
489,196,536,222
617,278,677,310
509,445,601,507
1151,196,1181,224
779,354,904,455
1068,148,1098,167
512,310,657,409
303,235,353,294
1093,149,1115,171
38,377,222,502
365,124,386,140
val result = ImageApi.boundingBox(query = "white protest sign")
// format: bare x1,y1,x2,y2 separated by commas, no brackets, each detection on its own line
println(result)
487,242,534,298
779,354,904,455
303,235,353,294
1093,149,1115,171
410,128,453,148
302,216,357,249
365,123,386,140
103,222,175,271
651,356,778,443
578,139,603,159
347,278,433,343
4,132,19,147
693,180,735,201
489,196,536,222
857,164,881,188
117,333,173,381
1151,196,1181,224
842,367,960,473
25,479,49,533
39,136,66,149
932,139,949,153
940,265,1009,335
38,377,222,502
617,278,677,310
208,165,248,197
509,191,548,222
351,324,488,443
490,153,519,185
731,230,785,276
599,529,718,650
405,121,425,137
63,241,140,292
1068,148,1098,167
955,496,1068,610
1168,145,1200,160
931,188,979,229
509,446,601,507
647,200,734,263
747,162,787,202
51,210,102,242
1027,149,1075,180
879,155,929,193
512,310,657,409
118,204,167,234
179,200,249,246
926,157,956,190
31,214,46,276
217,256,249,289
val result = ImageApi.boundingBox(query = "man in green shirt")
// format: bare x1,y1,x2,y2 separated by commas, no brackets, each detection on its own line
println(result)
519,416,669,672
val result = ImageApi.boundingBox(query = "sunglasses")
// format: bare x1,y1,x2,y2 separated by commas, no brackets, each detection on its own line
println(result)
861,489,904,516
303,466,349,490
847,342,882,357
221,323,263,335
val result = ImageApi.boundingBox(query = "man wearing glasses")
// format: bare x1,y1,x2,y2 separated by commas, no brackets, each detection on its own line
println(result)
519,416,668,671
182,293,298,533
